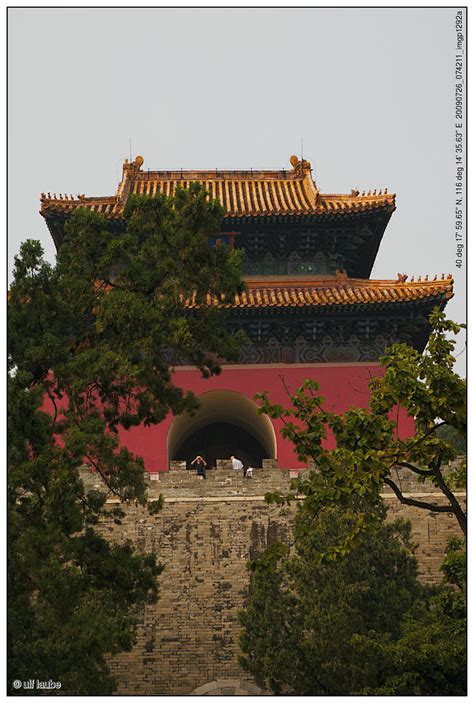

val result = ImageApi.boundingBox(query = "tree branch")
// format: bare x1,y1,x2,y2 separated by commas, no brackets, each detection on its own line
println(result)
83,454,123,501
383,477,455,515
431,458,467,536
405,422,447,452
46,389,58,429
398,461,434,477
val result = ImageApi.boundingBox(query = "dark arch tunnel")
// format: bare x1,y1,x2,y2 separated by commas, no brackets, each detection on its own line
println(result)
173,421,268,468
167,390,277,469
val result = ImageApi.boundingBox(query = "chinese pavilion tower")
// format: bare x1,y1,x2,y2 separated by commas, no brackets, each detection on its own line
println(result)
40,155,453,471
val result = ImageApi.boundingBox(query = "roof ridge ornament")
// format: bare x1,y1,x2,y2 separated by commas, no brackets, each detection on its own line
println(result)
290,154,318,205
117,155,144,203
290,154,312,176
123,155,144,173
335,269,348,283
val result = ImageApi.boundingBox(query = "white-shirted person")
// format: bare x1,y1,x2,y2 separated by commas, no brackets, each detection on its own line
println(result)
230,455,243,472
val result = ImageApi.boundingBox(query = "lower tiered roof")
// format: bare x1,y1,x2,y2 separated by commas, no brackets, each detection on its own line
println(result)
183,275,453,311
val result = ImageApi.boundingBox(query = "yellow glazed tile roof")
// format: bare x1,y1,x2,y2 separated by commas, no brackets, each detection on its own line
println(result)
182,275,453,310
40,155,396,220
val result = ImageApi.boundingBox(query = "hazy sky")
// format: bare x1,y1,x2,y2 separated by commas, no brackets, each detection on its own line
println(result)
8,7,466,370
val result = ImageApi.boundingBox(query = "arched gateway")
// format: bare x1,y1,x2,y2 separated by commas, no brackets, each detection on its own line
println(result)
167,390,277,468
190,679,262,695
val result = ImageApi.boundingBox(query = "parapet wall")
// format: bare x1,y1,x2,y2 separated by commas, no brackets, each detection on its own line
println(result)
88,466,464,695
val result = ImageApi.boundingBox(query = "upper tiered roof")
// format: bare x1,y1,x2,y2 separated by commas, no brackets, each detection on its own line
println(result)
40,155,396,248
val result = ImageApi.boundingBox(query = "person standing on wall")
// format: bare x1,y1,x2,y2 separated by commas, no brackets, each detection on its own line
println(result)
191,455,208,480
230,455,243,473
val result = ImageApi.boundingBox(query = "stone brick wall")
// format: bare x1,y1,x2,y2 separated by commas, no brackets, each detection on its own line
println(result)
88,467,464,695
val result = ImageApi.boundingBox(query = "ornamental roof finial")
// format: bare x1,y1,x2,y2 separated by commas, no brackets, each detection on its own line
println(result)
335,269,348,282
123,155,144,172
290,154,312,176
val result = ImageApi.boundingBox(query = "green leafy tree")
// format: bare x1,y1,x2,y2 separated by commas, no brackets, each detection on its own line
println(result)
243,310,467,694
257,310,466,554
8,186,244,694
239,508,466,695
350,537,466,695
239,505,418,694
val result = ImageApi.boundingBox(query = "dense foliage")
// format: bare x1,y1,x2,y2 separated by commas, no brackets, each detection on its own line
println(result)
239,508,466,695
350,536,466,695
242,310,467,694
8,186,244,694
257,310,466,554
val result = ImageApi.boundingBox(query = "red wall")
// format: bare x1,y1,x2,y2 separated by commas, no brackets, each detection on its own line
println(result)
118,364,414,472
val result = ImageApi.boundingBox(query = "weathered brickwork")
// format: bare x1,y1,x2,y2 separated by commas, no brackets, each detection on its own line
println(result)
89,468,464,695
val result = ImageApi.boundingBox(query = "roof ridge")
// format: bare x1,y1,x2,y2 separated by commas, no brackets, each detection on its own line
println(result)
243,276,453,288
321,190,393,200
134,168,300,178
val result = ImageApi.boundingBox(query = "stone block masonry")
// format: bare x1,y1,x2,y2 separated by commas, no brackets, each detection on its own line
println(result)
89,467,464,695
